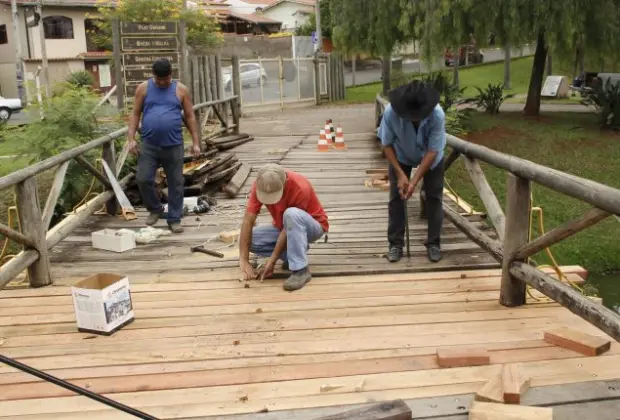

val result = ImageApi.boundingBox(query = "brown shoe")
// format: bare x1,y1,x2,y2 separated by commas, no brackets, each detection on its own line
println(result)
146,212,161,226
283,267,311,291
168,222,184,234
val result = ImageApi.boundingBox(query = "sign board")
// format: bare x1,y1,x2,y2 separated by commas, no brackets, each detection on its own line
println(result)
123,53,179,67
125,68,179,83
122,36,178,52
541,75,569,98
121,21,177,35
125,83,141,97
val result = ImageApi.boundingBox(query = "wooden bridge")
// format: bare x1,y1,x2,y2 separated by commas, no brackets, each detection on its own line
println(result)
0,95,619,419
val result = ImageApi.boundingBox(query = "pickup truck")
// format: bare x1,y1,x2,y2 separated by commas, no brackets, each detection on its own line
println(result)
0,96,23,121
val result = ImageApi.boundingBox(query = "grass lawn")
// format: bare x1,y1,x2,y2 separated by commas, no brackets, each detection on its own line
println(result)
446,111,620,306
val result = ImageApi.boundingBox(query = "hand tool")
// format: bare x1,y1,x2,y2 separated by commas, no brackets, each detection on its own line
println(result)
100,160,137,221
404,197,411,259
190,245,224,258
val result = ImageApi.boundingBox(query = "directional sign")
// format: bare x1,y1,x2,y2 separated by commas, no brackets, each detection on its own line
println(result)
121,36,178,52
124,68,179,83
121,21,177,35
123,53,179,67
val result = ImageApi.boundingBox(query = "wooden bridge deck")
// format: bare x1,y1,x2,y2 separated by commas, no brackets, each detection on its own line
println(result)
0,105,619,418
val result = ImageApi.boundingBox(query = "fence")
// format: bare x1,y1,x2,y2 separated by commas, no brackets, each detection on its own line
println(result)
0,96,239,290
375,94,620,342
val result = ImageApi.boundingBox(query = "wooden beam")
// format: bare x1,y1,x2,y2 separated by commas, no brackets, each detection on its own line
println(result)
224,163,252,198
442,204,503,262
0,222,36,249
469,401,552,420
443,149,461,171
0,250,39,290
463,157,506,241
510,261,620,342
15,177,51,287
502,363,531,404
514,207,610,260
436,347,490,368
446,134,620,217
102,141,118,215
74,156,112,189
311,400,411,420
544,327,611,356
41,161,69,230
500,175,530,307
475,374,504,403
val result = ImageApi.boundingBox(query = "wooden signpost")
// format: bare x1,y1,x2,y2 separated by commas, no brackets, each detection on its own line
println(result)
120,21,180,100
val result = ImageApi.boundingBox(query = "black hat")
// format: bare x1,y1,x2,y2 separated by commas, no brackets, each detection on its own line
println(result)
388,80,440,120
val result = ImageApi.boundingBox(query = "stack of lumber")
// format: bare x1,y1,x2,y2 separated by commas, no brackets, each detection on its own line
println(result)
207,133,254,151
364,168,390,191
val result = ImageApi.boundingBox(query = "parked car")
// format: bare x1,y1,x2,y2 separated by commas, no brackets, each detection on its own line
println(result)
223,63,268,91
0,96,23,122
444,45,484,67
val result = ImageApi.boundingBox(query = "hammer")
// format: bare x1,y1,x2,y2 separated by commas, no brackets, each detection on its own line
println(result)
403,198,411,259
190,245,224,258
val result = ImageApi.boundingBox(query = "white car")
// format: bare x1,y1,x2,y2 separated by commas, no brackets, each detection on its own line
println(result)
223,63,268,91
0,96,23,121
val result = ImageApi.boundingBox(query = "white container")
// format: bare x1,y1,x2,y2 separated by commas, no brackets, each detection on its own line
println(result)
91,229,136,253
163,197,199,212
71,273,135,335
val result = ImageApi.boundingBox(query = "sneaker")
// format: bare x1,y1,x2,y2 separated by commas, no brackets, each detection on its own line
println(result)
427,245,442,262
283,267,311,291
168,222,184,234
146,212,162,226
387,247,403,263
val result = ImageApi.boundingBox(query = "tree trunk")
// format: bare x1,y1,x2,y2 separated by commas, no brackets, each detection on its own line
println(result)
382,54,391,96
523,30,548,117
547,53,553,76
453,46,460,86
503,44,511,90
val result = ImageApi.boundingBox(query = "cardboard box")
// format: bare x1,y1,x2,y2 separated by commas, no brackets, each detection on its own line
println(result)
91,229,136,253
71,273,135,335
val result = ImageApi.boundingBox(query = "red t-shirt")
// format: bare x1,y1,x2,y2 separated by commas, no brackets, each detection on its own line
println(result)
247,170,329,232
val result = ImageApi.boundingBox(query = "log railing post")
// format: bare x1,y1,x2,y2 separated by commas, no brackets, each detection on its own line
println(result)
15,177,52,287
232,55,241,134
500,174,531,307
102,141,118,215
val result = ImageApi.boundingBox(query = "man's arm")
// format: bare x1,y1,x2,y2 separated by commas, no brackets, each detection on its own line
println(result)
179,84,201,152
127,83,147,153
239,211,257,265
379,108,409,197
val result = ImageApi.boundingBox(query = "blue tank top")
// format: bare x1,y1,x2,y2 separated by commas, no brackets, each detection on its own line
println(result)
141,79,183,147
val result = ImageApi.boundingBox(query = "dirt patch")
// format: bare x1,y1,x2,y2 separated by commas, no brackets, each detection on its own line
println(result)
463,126,525,147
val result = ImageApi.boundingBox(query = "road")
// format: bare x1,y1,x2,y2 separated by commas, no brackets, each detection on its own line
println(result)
345,45,535,87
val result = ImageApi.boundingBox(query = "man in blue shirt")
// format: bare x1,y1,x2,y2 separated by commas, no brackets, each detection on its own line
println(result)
378,80,446,263
127,58,201,234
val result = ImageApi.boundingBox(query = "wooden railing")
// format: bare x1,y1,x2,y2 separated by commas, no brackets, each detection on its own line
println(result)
0,96,240,290
376,94,620,342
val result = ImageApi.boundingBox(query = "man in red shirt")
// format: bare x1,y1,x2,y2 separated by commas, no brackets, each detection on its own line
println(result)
239,164,328,291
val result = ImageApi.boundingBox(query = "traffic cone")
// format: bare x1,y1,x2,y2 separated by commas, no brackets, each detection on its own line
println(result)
324,123,333,145
334,125,346,150
317,129,329,151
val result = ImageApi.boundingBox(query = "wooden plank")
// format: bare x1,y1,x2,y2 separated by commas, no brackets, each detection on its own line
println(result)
500,175,530,307
42,161,70,230
224,163,252,198
544,328,611,356
101,141,118,215
475,374,503,403
468,401,552,420
463,157,505,241
502,364,530,404
436,347,490,368
442,205,503,261
311,400,411,420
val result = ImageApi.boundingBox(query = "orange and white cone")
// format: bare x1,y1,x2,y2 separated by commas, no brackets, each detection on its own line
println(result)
334,126,346,150
317,129,329,151
324,123,333,145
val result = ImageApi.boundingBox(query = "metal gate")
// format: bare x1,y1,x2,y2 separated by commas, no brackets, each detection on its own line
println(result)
224,57,316,109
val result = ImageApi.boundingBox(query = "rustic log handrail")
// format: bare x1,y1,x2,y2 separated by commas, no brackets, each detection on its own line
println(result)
0,93,241,290
376,93,620,342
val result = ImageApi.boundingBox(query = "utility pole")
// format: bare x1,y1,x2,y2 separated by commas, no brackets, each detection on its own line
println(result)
37,0,50,98
314,0,321,53
11,0,26,102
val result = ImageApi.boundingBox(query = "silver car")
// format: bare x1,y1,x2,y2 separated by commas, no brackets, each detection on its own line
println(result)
0,96,23,121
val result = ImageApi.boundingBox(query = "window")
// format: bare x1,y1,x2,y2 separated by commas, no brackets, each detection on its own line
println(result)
43,16,74,39
0,25,7,45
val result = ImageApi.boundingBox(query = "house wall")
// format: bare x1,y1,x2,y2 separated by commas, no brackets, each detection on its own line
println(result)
216,33,292,58
260,1,314,31
24,59,84,91
0,4,17,97
226,0,270,14
27,7,90,60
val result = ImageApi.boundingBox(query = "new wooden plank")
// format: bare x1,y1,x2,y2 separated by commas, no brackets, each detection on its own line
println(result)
474,374,504,403
502,364,531,404
436,348,491,368
544,328,611,356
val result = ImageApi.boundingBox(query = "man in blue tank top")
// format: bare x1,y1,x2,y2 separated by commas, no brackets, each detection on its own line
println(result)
127,58,201,233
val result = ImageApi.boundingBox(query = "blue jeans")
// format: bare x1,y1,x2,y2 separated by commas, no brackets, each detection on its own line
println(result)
251,208,325,271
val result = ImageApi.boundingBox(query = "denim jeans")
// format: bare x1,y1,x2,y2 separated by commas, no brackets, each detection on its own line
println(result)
250,207,325,271
136,143,185,224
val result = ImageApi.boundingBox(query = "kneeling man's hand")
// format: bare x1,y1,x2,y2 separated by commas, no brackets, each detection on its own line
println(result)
240,260,257,281
258,259,276,281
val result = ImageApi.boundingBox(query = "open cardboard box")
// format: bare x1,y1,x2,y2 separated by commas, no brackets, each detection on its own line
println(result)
71,273,135,335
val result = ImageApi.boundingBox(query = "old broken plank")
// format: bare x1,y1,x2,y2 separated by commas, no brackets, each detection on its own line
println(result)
544,328,611,356
224,163,252,198
502,364,531,404
436,347,490,368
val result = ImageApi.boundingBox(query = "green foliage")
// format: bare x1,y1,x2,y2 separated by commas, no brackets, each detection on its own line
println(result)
581,79,620,130
67,71,95,88
295,0,332,38
91,0,222,52
463,83,516,114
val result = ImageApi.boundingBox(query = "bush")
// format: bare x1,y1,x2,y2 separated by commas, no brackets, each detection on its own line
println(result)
67,71,95,88
463,83,515,114
581,79,620,130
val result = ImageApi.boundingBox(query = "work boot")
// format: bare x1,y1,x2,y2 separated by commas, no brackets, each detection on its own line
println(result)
283,267,311,291
387,246,403,263
168,222,184,234
146,212,162,226
427,245,442,262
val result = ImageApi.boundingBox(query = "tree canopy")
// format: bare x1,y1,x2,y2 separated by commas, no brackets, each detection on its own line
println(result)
295,0,332,39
